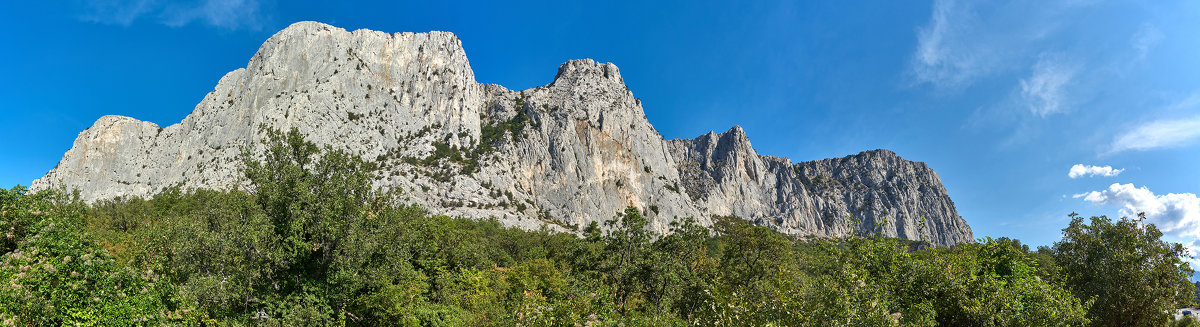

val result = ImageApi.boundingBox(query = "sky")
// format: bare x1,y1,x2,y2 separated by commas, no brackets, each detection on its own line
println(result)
2,0,1199,249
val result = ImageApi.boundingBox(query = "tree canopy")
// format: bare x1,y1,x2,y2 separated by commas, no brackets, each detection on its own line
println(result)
0,129,1193,326
1052,213,1195,326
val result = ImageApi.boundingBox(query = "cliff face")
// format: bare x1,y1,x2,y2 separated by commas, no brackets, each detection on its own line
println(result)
668,128,972,245
31,22,973,245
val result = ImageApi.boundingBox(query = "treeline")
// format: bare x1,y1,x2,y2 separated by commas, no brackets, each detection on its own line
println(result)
0,129,1195,326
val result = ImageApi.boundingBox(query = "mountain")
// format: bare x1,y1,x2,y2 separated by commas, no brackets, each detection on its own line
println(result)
30,21,973,245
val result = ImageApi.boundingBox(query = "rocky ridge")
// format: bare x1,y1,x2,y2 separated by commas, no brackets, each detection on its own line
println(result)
32,22,973,245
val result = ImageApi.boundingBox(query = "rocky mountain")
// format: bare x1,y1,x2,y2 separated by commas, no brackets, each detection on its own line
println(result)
31,21,973,245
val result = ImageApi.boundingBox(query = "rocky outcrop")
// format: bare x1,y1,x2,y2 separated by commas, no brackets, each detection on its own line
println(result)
793,149,973,245
668,127,972,245
32,21,973,245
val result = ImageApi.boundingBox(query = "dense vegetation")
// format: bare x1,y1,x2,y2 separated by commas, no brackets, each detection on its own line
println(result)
0,129,1195,326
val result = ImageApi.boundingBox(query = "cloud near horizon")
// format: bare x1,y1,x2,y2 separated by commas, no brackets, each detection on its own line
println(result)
1074,183,1200,239
78,0,266,30
1068,164,1122,178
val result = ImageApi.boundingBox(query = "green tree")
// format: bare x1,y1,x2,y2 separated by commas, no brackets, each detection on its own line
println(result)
136,188,280,322
694,216,802,325
243,128,475,325
16,127,1195,325
644,217,713,319
0,187,175,325
601,207,654,314
1052,213,1195,326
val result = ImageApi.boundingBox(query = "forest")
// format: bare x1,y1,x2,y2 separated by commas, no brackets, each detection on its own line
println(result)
0,129,1195,326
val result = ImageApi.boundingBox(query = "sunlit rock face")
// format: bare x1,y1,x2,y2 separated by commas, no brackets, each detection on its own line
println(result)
33,21,973,245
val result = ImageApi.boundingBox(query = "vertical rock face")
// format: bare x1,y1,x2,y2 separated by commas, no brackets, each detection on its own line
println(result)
36,116,165,199
792,149,973,245
31,21,973,245
36,21,483,201
667,128,973,245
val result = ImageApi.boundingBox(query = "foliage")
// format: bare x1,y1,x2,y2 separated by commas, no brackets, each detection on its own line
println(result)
1051,213,1195,326
1173,315,1200,327
408,96,534,175
478,110,529,155
0,186,176,325
1,130,1193,325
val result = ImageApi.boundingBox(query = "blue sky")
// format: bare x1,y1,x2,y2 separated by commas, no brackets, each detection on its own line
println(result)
2,0,1199,248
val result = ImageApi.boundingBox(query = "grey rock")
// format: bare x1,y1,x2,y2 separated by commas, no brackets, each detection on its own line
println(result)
668,127,973,245
31,21,973,245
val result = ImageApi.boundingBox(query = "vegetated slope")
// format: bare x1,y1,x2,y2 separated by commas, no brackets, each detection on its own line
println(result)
31,21,972,245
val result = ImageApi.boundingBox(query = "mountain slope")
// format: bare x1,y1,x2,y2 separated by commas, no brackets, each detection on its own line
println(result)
31,21,973,245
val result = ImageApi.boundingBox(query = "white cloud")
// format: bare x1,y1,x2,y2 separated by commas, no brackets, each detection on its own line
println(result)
78,0,155,26
911,0,980,88
1166,93,1200,111
1131,23,1164,62
78,0,266,30
908,0,1091,90
1074,183,1200,238
908,0,1012,89
1184,240,1200,267
1020,55,1078,116
1068,164,1123,178
1109,115,1200,154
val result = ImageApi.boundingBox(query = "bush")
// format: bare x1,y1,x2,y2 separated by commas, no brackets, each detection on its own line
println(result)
0,187,175,325
1052,213,1195,326
10,130,1192,325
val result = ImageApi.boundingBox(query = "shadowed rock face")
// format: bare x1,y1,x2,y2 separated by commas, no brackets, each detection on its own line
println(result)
32,21,973,245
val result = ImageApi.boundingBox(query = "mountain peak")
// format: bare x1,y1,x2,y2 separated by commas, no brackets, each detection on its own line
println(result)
280,21,338,33
862,149,897,157
721,125,748,143
92,115,156,130
552,59,625,88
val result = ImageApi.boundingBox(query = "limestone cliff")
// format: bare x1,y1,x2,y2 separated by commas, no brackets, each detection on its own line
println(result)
32,22,973,245
668,127,972,245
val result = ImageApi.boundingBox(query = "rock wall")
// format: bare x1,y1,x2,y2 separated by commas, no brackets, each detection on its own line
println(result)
31,21,973,245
